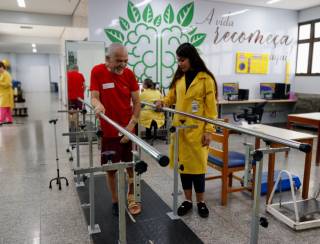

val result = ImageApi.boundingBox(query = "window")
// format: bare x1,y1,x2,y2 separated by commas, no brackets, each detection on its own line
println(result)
296,19,320,76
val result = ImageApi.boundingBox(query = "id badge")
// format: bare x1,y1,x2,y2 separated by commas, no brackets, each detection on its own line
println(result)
103,83,115,89
191,100,199,113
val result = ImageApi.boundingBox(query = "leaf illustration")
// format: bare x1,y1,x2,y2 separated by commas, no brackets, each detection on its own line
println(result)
127,1,141,23
188,27,197,36
163,4,174,24
191,33,206,47
143,4,153,23
153,15,162,27
104,29,124,43
177,2,194,27
119,17,130,31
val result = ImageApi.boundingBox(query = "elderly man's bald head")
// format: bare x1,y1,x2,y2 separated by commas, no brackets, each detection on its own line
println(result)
106,43,128,58
105,43,128,75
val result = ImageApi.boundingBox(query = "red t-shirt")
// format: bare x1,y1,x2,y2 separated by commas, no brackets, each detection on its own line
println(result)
90,64,139,137
67,71,85,100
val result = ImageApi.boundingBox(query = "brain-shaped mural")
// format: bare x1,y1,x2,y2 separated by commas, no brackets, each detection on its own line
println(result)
104,1,206,88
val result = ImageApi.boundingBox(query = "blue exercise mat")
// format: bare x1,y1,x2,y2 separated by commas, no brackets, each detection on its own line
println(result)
260,170,301,195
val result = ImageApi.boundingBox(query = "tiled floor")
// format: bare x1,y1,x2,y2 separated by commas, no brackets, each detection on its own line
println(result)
1,92,320,244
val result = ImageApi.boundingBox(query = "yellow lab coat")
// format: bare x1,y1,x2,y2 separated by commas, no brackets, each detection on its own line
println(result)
140,89,165,128
0,70,14,109
163,72,217,174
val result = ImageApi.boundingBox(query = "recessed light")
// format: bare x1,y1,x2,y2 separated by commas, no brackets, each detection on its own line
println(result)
17,0,26,8
20,26,33,29
32,43,36,48
222,9,249,17
32,48,37,53
266,0,282,4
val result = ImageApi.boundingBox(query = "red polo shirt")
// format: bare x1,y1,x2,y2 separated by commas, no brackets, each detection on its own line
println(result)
90,64,139,137
67,71,85,100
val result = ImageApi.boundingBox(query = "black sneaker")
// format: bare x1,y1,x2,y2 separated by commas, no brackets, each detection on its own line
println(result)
177,201,193,216
112,202,119,216
197,202,209,218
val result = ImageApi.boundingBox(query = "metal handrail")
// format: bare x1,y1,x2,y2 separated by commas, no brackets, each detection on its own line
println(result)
141,101,311,153
78,98,169,166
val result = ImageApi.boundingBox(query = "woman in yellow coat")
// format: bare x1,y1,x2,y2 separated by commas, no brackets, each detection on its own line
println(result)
156,43,218,218
139,78,165,142
0,61,14,125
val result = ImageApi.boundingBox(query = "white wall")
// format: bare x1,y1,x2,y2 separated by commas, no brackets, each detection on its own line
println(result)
17,66,50,92
49,54,61,83
88,0,298,99
293,6,320,94
0,53,61,92
298,6,320,22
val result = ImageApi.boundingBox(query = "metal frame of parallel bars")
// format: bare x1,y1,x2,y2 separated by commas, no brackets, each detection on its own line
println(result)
75,98,169,244
58,108,97,162
62,130,98,188
141,101,311,244
167,123,197,220
266,170,320,230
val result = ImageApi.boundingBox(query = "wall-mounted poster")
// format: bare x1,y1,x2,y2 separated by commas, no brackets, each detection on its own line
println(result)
236,52,251,74
250,53,269,74
236,52,269,74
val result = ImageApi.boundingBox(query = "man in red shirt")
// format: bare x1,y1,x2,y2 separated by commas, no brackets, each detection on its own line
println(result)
67,64,85,110
90,43,141,216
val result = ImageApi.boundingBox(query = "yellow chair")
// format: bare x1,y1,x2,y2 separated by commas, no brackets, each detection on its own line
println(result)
206,120,254,205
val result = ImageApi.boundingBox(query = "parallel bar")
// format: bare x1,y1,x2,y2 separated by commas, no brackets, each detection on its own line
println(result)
74,162,133,175
141,102,310,153
78,98,169,167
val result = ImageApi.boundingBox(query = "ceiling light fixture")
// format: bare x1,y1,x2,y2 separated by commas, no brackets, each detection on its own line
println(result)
32,48,37,53
32,43,36,48
135,0,152,7
20,26,33,29
222,9,249,17
266,0,282,4
17,0,26,8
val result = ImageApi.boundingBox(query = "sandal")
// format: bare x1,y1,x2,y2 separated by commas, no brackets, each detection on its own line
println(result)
127,194,141,215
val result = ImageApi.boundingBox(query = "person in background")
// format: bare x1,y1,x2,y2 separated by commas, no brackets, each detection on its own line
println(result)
139,78,165,144
67,64,85,110
0,61,14,125
90,43,141,216
156,43,218,218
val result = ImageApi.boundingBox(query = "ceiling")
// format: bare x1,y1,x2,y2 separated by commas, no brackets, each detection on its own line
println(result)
213,0,320,11
0,0,319,54
0,0,81,15
0,23,64,38
0,0,87,54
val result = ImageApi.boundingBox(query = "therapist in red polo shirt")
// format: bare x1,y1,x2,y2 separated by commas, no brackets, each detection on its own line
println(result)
67,64,85,109
90,43,141,216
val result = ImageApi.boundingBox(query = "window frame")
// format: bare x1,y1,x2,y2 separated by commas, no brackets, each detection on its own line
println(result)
296,18,320,76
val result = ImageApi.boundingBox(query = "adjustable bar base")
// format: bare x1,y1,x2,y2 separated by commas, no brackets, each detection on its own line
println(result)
267,199,320,230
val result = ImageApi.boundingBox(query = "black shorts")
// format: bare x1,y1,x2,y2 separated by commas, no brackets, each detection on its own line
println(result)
101,137,133,164
68,99,83,110
180,173,205,193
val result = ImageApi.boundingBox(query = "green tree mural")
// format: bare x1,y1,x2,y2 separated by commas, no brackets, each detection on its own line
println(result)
104,1,206,88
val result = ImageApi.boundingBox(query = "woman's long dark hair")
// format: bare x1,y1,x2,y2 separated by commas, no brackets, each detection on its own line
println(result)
170,43,218,99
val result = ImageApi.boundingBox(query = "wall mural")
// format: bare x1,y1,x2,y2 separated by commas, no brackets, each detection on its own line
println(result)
104,1,204,88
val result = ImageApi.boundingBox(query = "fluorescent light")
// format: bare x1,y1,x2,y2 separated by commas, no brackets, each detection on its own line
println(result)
20,26,33,29
222,9,249,17
135,0,152,7
17,0,26,8
266,0,281,4
32,48,37,53
32,43,36,48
